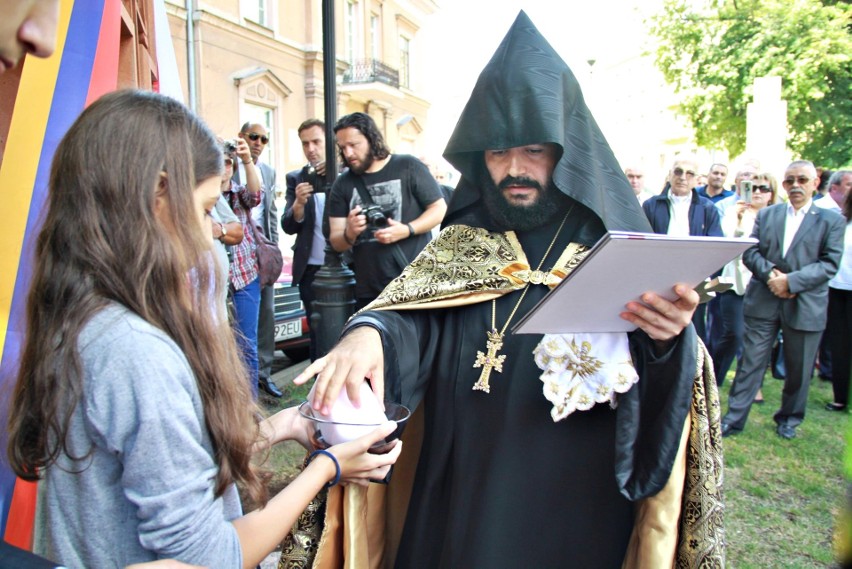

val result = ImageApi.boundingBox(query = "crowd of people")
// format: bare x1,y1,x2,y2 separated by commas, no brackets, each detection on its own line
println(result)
625,158,849,440
2,3,850,568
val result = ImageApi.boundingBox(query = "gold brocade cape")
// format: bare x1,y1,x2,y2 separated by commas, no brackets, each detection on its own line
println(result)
280,225,725,569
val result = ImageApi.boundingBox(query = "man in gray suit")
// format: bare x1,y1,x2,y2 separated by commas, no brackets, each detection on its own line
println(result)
237,122,282,397
722,160,844,439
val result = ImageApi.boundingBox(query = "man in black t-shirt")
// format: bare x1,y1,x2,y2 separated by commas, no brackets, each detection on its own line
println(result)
328,113,446,309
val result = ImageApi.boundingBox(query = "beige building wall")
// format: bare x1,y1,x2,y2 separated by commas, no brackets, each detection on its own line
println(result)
165,0,437,177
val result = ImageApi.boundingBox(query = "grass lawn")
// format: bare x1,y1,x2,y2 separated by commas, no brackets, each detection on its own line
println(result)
253,364,849,567
254,378,314,497
717,369,847,568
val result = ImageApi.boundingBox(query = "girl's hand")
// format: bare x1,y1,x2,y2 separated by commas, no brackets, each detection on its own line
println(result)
325,421,402,487
257,406,313,452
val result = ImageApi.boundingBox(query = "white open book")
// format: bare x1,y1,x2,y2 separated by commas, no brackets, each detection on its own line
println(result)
512,231,756,334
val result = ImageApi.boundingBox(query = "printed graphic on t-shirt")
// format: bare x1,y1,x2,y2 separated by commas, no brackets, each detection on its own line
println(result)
349,179,403,241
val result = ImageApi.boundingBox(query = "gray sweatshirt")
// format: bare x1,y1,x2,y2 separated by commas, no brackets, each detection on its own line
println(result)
34,304,243,568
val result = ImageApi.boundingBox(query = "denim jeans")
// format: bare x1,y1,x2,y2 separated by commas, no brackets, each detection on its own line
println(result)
709,291,744,386
231,277,260,398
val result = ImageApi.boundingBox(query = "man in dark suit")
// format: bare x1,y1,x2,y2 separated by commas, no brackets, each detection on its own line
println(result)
722,160,844,439
643,157,723,343
282,119,327,361
237,122,282,397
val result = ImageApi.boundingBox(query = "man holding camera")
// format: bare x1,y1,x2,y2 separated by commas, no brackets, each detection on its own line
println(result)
282,119,329,361
327,112,446,309
236,122,282,397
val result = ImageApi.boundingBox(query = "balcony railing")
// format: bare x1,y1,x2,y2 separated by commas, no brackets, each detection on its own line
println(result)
342,59,400,89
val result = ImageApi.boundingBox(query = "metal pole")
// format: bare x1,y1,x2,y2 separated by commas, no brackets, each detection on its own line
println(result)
185,0,197,112
322,0,338,184
311,0,355,359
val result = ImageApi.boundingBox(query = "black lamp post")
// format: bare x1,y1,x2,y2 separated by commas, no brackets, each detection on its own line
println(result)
310,0,356,358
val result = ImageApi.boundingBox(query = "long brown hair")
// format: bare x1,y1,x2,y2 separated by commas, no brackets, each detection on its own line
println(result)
7,90,267,504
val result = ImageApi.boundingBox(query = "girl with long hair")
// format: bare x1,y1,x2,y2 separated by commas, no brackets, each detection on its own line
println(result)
6,90,399,568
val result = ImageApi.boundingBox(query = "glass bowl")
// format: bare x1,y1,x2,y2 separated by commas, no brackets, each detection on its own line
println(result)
298,400,411,454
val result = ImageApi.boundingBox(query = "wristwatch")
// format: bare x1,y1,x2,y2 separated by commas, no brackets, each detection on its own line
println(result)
218,223,227,241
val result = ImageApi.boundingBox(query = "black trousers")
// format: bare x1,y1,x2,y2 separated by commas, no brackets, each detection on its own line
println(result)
827,287,852,406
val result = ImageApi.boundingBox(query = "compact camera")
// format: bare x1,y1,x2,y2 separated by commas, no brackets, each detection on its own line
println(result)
223,139,239,153
361,205,392,230
740,180,753,202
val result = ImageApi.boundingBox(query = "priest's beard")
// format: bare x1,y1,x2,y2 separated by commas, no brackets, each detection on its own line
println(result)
482,175,571,231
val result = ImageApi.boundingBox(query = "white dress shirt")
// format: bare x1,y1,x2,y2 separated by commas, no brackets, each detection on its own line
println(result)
829,220,852,291
782,200,813,257
814,194,842,213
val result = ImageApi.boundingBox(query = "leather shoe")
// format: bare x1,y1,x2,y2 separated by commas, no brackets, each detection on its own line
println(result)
721,423,741,438
775,424,796,440
825,402,847,412
259,377,283,398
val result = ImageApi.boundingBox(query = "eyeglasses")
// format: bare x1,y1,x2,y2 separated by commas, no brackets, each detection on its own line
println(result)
781,176,812,187
753,185,772,193
672,168,696,178
243,132,269,144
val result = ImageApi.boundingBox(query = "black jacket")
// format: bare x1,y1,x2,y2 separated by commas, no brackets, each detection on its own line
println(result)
281,168,319,286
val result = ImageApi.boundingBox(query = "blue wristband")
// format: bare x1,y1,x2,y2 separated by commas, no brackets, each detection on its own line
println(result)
308,449,341,488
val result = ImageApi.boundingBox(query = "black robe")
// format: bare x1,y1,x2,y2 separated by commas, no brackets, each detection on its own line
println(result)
280,12,722,568
349,211,697,568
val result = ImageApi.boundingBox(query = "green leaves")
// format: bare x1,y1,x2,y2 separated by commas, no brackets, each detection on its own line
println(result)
650,0,852,167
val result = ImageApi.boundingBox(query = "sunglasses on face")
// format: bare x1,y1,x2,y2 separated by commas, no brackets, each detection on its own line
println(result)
781,176,812,187
753,185,772,193
672,168,696,178
243,132,269,144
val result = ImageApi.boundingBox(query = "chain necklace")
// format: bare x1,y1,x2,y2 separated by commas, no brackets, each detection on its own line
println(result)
472,210,571,393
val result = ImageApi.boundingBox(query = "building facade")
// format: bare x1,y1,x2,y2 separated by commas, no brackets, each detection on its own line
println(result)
165,0,438,178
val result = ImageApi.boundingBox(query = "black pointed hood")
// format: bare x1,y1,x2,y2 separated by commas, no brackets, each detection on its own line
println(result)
443,11,651,234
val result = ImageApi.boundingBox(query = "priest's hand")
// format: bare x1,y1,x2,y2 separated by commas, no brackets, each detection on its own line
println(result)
620,283,698,344
294,326,385,416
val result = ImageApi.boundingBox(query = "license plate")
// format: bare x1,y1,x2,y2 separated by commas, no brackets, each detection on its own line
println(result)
275,319,302,341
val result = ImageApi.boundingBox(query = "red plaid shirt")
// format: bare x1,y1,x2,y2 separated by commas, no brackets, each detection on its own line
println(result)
223,181,261,290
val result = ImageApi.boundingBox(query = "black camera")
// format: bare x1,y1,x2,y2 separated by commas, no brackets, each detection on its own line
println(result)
301,163,322,193
362,205,391,229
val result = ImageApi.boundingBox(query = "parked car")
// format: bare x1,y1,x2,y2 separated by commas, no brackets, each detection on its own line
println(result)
273,238,311,362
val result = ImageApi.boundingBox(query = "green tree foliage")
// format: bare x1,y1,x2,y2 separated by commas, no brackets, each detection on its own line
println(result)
650,0,851,167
